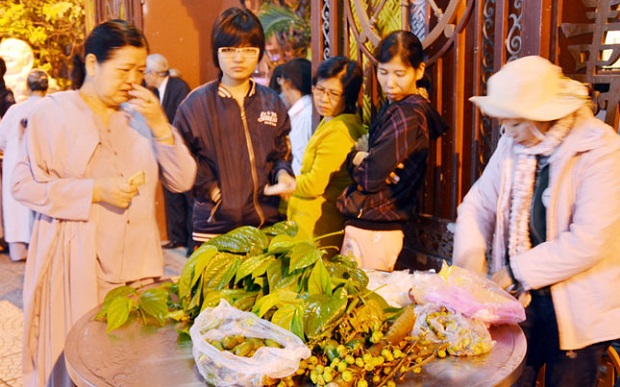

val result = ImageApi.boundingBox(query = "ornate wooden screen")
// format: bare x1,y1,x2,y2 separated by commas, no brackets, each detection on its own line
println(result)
560,0,620,129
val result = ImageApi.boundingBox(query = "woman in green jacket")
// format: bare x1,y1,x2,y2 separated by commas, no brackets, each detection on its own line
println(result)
287,56,365,250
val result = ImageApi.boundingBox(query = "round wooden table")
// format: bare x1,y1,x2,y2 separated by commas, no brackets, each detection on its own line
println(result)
65,306,525,386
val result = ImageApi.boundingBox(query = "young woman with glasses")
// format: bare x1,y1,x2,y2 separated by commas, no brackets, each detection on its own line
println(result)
286,56,366,251
174,7,295,248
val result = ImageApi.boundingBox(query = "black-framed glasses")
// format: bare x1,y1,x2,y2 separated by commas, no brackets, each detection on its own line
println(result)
312,84,343,101
218,47,260,59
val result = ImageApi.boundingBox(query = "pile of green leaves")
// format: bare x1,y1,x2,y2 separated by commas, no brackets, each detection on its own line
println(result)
97,222,455,385
178,221,390,342
97,221,390,343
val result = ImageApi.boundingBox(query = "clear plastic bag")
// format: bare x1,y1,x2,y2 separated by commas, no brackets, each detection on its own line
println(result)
412,303,495,356
409,262,525,324
189,300,311,386
365,269,417,308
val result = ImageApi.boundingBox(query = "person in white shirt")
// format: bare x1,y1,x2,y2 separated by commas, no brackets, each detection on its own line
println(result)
0,69,48,262
279,58,313,175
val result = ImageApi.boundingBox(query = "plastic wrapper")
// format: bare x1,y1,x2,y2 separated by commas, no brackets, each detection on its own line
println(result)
189,300,311,386
409,262,525,324
365,269,417,307
413,303,495,356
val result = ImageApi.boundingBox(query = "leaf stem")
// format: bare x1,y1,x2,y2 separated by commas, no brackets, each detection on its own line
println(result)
312,229,344,242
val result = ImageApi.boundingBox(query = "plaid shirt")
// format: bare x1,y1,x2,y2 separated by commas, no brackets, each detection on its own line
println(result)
338,94,447,229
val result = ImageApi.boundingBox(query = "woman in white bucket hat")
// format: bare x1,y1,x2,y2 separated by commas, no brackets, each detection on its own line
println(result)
453,55,620,386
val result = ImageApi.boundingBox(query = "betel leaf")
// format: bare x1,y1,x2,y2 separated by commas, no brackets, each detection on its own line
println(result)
329,253,358,268
106,297,135,332
140,288,170,325
266,259,285,288
214,256,242,290
304,294,329,337
232,293,258,312
178,245,218,300
235,253,276,282
304,287,348,339
267,234,299,254
271,303,305,340
250,255,277,279
308,257,332,296
272,271,302,292
325,261,369,293
261,220,299,237
96,285,137,320
289,241,322,272
190,248,220,289
186,275,204,312
206,225,268,253
202,251,239,290
201,289,257,310
252,289,300,318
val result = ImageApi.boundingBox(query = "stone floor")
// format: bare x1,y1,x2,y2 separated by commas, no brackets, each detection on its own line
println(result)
0,246,188,386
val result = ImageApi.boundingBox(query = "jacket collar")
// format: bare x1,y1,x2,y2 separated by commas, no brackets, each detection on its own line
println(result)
217,78,257,99
558,107,618,155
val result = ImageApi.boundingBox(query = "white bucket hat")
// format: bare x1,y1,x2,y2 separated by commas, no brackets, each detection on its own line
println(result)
469,55,589,121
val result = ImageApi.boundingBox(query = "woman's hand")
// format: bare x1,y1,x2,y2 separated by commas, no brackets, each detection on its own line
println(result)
386,163,405,184
491,267,515,291
93,177,138,209
264,171,296,200
127,83,173,144
352,151,368,167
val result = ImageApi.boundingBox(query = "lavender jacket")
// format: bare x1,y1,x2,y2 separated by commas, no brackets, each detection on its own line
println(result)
12,91,196,386
453,107,620,350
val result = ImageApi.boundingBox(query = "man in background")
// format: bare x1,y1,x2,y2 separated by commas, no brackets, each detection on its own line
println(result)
144,53,193,255
279,57,313,175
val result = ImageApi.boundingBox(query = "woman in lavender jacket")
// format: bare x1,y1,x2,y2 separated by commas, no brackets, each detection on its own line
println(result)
12,20,196,386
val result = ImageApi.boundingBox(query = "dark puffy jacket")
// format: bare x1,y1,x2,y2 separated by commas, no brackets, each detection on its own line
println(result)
337,94,448,230
174,79,293,239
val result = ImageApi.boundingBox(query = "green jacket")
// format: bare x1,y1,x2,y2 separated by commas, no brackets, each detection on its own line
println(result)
287,113,366,248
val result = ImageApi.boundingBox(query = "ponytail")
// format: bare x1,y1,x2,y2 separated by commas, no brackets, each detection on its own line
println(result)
72,54,86,90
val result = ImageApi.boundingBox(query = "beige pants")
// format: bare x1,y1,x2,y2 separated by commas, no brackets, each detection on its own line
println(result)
341,225,404,271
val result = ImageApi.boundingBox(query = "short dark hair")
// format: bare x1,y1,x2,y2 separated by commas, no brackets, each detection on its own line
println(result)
72,19,148,89
375,30,424,69
0,57,6,78
268,64,284,94
211,7,265,70
0,58,6,89
280,58,312,95
313,56,362,114
27,69,49,92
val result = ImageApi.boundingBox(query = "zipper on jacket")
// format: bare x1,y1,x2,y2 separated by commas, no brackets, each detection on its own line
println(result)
240,106,266,227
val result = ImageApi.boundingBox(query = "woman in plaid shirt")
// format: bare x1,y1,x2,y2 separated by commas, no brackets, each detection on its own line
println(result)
337,31,447,271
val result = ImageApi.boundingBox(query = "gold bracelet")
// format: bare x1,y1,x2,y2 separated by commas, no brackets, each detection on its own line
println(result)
154,131,174,142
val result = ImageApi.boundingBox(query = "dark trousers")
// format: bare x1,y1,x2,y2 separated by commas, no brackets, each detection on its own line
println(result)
516,289,610,387
163,186,193,247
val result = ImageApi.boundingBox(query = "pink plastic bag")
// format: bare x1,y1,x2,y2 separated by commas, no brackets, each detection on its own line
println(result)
409,262,525,324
